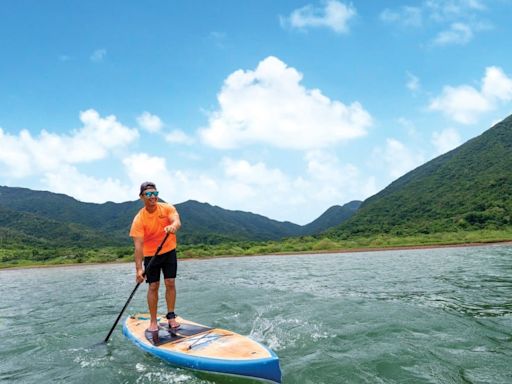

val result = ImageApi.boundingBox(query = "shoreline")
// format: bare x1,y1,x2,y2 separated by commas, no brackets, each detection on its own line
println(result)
2,239,512,271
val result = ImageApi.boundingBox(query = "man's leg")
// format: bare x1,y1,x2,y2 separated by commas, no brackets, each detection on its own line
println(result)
147,281,160,331
164,278,179,328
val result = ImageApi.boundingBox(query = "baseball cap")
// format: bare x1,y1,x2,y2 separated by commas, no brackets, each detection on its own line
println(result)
139,181,157,195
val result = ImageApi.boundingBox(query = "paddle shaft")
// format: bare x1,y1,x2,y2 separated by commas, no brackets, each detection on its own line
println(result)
103,232,170,343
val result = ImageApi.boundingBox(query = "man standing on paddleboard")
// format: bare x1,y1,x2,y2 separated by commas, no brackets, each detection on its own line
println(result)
129,181,181,332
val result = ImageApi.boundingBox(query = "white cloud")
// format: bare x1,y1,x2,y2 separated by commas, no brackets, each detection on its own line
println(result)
43,165,132,203
165,130,194,145
77,109,138,155
282,0,356,34
122,152,375,224
304,150,377,202
429,85,490,124
374,139,426,179
218,154,376,222
0,109,138,178
219,158,291,205
137,111,163,133
482,66,512,101
123,153,169,184
431,128,462,155
123,152,222,205
90,49,107,62
222,158,286,186
433,22,473,45
0,128,33,177
199,56,372,150
2,108,377,223
429,66,512,124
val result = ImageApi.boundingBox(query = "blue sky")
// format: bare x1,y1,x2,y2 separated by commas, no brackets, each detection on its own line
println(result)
1,0,512,224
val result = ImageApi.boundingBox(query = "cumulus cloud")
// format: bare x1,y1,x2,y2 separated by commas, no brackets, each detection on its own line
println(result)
429,85,490,124
123,153,169,186
431,128,462,155
429,66,512,124
218,154,376,223
43,165,132,203
305,150,377,202
374,139,426,179
281,0,356,34
482,66,512,100
218,158,293,206
122,152,221,206
199,56,372,150
222,158,286,186
122,152,376,223
0,109,138,178
137,111,164,133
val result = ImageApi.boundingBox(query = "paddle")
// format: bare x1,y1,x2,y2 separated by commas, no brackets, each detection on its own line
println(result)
103,232,170,343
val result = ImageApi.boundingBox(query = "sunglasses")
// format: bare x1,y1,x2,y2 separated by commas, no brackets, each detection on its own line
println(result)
144,191,159,197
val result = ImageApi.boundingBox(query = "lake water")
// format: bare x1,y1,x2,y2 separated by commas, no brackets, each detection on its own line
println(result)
1,245,511,383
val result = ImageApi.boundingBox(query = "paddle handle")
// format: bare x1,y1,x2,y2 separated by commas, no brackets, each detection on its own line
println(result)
103,232,170,343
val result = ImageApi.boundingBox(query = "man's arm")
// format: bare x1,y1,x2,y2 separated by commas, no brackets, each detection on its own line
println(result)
165,209,181,233
133,236,145,283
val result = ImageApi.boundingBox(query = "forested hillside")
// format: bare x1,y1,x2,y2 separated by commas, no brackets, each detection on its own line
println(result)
329,114,512,238
0,186,358,249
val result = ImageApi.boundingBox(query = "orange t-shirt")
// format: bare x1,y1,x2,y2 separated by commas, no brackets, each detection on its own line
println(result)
129,202,178,256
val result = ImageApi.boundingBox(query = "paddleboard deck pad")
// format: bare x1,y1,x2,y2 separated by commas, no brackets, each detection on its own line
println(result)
144,322,213,346
123,313,281,383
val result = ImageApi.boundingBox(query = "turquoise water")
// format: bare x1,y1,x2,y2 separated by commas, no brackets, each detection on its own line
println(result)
1,245,512,383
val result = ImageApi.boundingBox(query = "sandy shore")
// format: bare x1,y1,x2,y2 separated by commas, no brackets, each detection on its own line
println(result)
2,239,512,271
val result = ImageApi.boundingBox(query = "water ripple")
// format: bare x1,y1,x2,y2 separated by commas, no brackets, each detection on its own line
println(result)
1,245,512,383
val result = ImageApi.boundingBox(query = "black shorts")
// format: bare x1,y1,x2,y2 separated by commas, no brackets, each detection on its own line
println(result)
143,249,177,284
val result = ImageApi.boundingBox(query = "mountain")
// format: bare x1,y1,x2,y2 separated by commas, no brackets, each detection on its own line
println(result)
300,201,362,235
175,200,302,244
329,114,512,238
0,186,141,246
0,186,359,247
0,204,118,247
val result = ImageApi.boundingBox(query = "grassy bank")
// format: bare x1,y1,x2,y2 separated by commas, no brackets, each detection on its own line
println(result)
1,228,512,269
178,228,512,258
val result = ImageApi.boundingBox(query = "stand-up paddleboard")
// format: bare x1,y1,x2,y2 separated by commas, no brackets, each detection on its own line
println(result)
123,313,281,383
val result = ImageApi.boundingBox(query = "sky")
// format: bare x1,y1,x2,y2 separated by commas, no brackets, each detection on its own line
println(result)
1,0,512,225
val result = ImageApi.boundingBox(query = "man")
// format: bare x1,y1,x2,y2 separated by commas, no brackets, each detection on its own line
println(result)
129,181,181,332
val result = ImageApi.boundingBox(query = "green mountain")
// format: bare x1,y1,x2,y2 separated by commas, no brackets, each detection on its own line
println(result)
329,114,512,238
175,200,302,244
0,204,117,248
300,201,361,235
0,186,358,248
0,186,140,246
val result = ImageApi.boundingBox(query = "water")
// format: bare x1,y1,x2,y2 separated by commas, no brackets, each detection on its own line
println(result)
1,245,512,383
